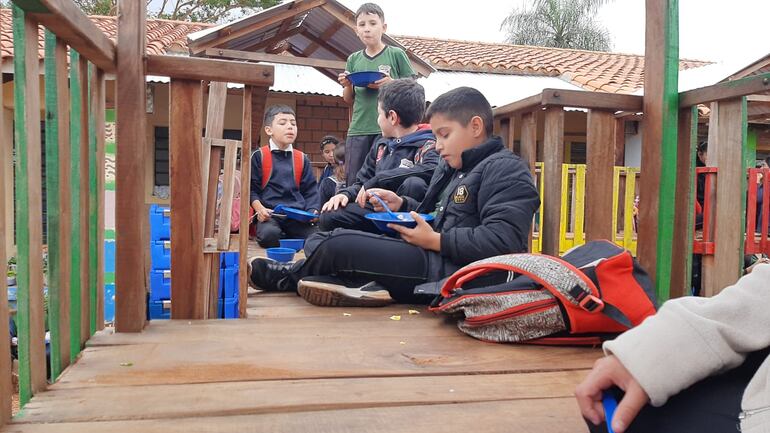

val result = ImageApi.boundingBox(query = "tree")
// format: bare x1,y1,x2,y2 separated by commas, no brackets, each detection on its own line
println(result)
501,0,613,52
66,0,281,23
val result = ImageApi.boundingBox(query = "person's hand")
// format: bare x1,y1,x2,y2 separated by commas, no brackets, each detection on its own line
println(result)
575,355,650,433
338,71,351,87
368,74,392,89
367,188,402,212
389,212,440,251
356,186,369,208
322,194,349,212
254,206,272,223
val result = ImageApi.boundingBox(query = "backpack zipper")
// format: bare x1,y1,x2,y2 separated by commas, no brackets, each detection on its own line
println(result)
464,299,558,326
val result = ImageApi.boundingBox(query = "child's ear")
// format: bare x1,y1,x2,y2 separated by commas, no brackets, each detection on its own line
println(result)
470,116,484,138
382,22,387,33
264,125,272,137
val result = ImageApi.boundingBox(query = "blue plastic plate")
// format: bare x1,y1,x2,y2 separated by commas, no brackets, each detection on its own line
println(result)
347,71,386,87
602,391,618,433
273,205,316,222
365,212,435,235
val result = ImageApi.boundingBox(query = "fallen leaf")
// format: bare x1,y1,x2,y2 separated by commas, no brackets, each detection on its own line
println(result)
390,315,401,321
408,309,420,315
119,362,133,367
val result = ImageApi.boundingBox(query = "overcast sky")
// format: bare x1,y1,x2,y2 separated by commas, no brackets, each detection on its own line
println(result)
336,0,768,66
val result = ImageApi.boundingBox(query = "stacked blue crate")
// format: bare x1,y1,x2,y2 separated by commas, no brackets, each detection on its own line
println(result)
148,205,239,319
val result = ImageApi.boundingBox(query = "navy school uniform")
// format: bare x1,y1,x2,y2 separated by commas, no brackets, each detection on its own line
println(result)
249,144,321,248
319,127,439,233
276,136,541,303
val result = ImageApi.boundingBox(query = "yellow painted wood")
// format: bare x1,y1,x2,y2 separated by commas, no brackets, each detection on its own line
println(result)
573,165,586,246
612,167,621,239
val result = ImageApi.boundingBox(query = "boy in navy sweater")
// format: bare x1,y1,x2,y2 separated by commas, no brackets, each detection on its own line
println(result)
250,105,320,248
248,87,540,307
320,79,438,233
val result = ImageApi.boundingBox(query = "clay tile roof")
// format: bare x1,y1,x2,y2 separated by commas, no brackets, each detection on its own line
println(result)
0,8,213,60
394,35,711,94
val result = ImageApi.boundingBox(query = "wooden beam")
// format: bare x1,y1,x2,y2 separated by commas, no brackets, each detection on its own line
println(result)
680,72,770,108
170,79,206,320
12,7,47,403
205,48,347,70
188,0,327,54
239,87,255,319
217,140,239,251
115,0,147,332
638,0,680,300
146,55,275,87
540,89,643,112
0,13,11,426
493,94,543,118
541,107,564,256
669,107,697,298
705,98,747,296
585,110,616,241
13,0,116,71
239,26,302,53
302,21,344,56
299,29,348,59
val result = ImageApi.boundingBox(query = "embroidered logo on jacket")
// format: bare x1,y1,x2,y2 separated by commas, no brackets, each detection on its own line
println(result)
454,185,469,204
414,140,436,164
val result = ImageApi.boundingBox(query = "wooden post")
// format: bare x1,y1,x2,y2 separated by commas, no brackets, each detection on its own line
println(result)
704,98,747,296
79,55,91,346
520,112,537,173
0,12,11,425
170,79,206,319
541,107,564,256
639,0,680,301
68,50,83,360
669,107,698,298
91,67,106,330
614,118,626,166
12,7,48,404
115,0,147,332
239,87,253,318
585,110,616,241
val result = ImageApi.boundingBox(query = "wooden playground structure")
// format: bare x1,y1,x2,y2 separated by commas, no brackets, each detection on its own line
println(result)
0,0,769,431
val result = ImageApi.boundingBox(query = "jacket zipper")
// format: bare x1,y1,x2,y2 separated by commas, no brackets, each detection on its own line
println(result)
738,405,770,427
464,299,558,326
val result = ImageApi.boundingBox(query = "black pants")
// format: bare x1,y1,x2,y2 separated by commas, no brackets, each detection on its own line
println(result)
255,218,318,248
319,177,429,233
286,229,438,304
587,348,770,433
345,134,378,186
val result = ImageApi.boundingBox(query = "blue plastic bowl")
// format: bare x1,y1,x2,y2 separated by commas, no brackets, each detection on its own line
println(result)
266,247,296,263
279,238,305,251
365,212,435,235
273,205,317,223
347,71,386,87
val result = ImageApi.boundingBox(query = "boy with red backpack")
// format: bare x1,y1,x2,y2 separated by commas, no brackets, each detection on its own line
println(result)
250,105,320,248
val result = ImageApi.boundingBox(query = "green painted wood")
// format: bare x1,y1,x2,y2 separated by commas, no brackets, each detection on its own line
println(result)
11,5,32,406
654,0,680,302
739,97,749,265
8,0,48,13
88,63,98,336
69,49,82,362
43,29,62,380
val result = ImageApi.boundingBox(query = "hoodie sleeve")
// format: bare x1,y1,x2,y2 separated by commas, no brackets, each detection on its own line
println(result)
249,149,263,205
363,140,439,191
299,155,320,211
440,156,540,264
603,263,770,407
340,141,378,199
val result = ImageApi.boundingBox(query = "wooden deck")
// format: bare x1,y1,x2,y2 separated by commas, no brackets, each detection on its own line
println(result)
6,287,600,432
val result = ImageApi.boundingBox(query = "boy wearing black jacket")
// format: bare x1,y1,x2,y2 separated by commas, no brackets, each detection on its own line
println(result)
248,87,540,307
320,79,438,233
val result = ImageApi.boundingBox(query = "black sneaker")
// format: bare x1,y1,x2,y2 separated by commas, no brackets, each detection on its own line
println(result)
247,257,293,292
297,276,394,307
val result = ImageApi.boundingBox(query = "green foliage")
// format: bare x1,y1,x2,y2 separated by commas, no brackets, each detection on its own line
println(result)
73,0,117,15
153,0,281,23
501,0,614,52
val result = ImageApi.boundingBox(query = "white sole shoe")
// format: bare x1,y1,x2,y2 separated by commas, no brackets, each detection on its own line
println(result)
297,278,394,307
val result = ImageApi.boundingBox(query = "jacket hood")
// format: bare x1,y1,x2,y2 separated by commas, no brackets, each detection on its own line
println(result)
386,128,435,150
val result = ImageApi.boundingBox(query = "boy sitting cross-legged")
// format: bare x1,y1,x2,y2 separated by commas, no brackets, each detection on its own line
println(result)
249,105,320,248
247,87,540,307
320,78,438,233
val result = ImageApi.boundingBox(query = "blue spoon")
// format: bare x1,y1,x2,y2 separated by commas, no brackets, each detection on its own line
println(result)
370,193,407,221
602,390,618,433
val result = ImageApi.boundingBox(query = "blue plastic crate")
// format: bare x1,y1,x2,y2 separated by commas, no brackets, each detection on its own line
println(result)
150,240,171,270
104,284,115,323
219,267,238,299
104,240,116,273
219,298,239,319
149,269,171,301
148,299,171,320
149,205,171,241
220,252,239,269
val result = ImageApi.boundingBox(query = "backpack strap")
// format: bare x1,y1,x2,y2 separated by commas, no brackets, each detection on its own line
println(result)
441,254,606,314
260,147,305,188
260,146,272,189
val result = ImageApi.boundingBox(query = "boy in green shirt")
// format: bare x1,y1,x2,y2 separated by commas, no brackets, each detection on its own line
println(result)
338,2,416,186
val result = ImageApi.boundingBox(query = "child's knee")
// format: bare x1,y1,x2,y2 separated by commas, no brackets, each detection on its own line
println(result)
396,177,428,199
257,225,282,248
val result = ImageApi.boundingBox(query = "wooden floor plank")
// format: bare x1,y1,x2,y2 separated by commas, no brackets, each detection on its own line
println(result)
17,370,588,423
6,399,588,433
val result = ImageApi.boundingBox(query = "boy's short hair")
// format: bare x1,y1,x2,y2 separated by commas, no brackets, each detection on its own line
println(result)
264,105,295,126
697,141,708,153
333,143,345,165
378,79,425,128
765,155,770,166
426,87,494,136
320,135,340,151
355,3,384,21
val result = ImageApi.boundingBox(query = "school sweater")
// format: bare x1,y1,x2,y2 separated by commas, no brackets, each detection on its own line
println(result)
604,263,770,433
249,143,320,212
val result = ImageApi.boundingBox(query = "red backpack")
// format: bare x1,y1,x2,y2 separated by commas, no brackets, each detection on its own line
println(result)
430,240,658,346
259,146,305,189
